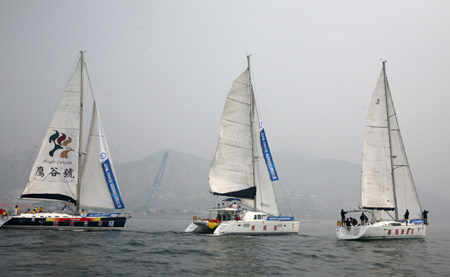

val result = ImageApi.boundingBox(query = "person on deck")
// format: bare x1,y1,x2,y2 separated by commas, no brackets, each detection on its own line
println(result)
422,210,429,225
404,209,409,225
14,205,19,216
340,209,347,226
360,213,366,226
38,207,43,213
81,209,87,218
345,217,351,230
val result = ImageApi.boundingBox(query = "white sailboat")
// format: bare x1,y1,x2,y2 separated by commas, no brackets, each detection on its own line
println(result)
0,51,128,230
185,56,299,236
336,61,426,240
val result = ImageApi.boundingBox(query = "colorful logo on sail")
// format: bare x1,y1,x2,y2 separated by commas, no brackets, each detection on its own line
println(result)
48,130,74,158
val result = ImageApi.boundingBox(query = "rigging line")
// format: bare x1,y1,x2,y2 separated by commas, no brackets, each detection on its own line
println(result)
250,67,264,121
82,57,96,101
277,179,294,216
388,113,397,118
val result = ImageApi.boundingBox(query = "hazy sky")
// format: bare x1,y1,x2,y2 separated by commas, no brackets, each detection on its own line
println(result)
1,1,450,200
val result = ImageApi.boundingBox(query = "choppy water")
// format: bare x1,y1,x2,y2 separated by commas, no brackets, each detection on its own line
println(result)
0,218,448,276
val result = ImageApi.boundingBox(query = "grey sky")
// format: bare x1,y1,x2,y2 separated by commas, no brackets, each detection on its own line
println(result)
1,1,449,200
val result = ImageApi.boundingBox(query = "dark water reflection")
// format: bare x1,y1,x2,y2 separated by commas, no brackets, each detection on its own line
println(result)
1,218,447,276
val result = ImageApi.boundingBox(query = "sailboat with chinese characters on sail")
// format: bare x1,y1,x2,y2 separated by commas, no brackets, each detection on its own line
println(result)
185,56,299,236
336,61,426,240
0,51,128,230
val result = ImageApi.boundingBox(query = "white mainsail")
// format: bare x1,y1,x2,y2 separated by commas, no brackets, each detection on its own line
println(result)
21,52,125,210
209,58,279,216
209,70,254,197
361,62,422,220
21,58,82,203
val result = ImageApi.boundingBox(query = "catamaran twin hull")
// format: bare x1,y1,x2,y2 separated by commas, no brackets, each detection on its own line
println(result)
336,222,426,240
185,220,216,234
186,219,299,236
0,213,127,230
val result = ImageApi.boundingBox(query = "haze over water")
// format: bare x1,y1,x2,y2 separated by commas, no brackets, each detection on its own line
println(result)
1,218,448,276
1,1,449,275
1,1,450,203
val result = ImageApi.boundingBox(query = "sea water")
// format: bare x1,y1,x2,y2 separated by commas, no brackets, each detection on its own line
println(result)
0,218,448,276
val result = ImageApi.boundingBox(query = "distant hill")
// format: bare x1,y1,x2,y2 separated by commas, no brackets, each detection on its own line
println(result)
0,149,35,201
0,148,445,222
273,149,361,203
115,149,211,210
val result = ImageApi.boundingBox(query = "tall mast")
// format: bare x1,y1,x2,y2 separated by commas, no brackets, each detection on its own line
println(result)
383,61,398,220
247,55,257,212
76,51,84,215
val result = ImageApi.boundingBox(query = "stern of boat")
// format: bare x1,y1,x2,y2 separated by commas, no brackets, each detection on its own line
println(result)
185,219,218,234
0,216,9,228
185,222,199,232
336,225,367,240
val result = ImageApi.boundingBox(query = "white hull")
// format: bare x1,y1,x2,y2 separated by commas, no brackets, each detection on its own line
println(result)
213,219,299,236
185,209,299,236
336,221,426,240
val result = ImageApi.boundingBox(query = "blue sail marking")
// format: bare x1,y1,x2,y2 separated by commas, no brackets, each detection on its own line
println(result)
100,151,125,209
259,121,279,181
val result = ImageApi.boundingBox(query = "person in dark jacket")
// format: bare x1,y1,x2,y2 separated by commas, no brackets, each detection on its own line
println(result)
360,213,366,226
340,209,347,226
404,209,409,225
345,217,351,230
422,210,429,225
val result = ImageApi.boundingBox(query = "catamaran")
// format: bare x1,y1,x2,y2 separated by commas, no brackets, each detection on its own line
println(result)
185,56,299,235
0,51,128,230
336,61,426,240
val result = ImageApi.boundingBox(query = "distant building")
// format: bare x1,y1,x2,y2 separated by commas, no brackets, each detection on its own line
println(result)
278,193,326,220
